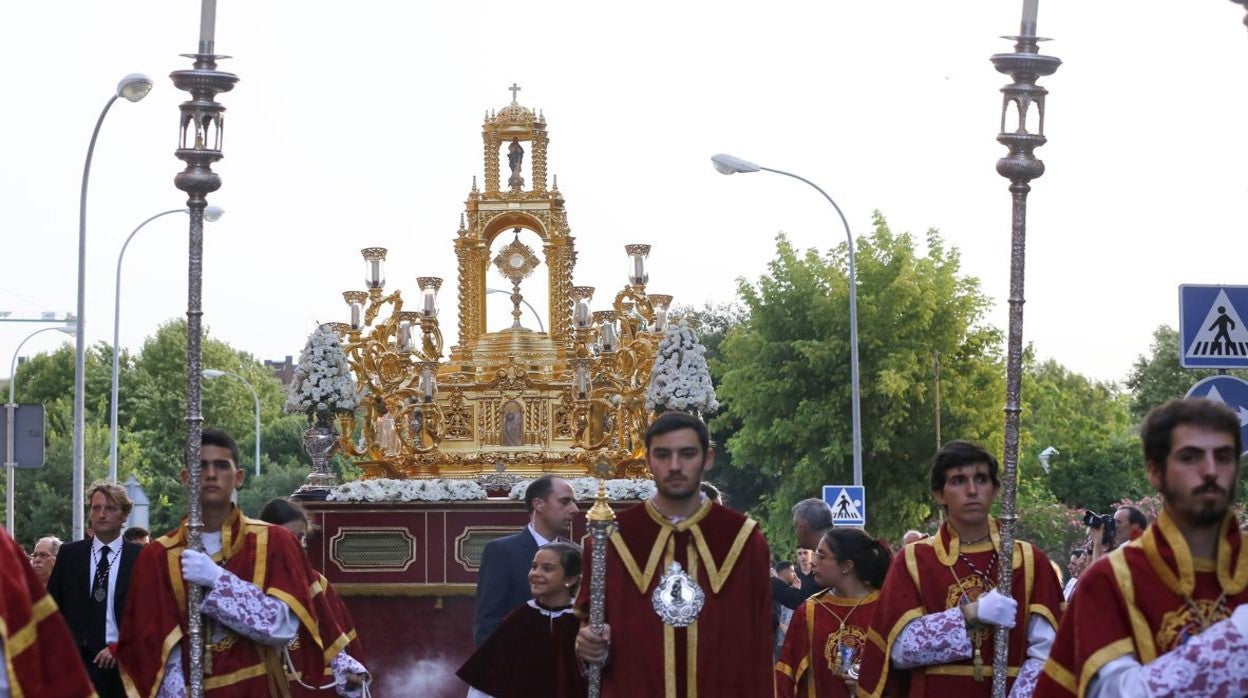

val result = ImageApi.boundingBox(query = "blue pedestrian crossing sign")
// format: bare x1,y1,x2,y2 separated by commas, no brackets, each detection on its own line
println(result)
1180,285,1248,368
1184,376,1248,456
822,485,866,527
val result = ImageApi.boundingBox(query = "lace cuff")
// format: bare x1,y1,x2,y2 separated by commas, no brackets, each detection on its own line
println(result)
1009,657,1042,698
201,569,299,645
892,607,973,670
1139,608,1248,696
332,651,370,697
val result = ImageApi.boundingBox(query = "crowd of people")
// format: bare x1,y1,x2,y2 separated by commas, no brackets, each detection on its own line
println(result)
1,396,1246,696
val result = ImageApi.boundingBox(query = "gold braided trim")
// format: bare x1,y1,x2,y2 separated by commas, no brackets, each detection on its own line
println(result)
610,526,672,595
5,594,57,658
1108,549,1155,663
251,522,269,588
686,540,699,698
1217,514,1248,595
689,517,756,594
1078,637,1135,697
904,543,921,587
268,588,323,652
775,660,795,679
663,534,676,698
1144,510,1192,597
861,607,923,698
203,661,269,690
1040,656,1078,695
926,664,1020,677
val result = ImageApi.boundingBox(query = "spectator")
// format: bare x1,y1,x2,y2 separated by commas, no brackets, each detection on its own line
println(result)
122,527,149,546
1111,505,1147,546
28,535,61,587
774,498,835,610
901,529,927,547
1063,547,1089,602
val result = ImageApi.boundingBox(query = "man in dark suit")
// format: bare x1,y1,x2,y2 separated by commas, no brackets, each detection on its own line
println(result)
472,475,577,645
47,479,141,698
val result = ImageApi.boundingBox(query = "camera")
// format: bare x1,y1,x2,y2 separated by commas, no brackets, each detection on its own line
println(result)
1082,510,1116,546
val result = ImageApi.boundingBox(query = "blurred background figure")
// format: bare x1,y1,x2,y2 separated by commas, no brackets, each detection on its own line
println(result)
1064,547,1090,602
122,527,149,547
29,535,61,587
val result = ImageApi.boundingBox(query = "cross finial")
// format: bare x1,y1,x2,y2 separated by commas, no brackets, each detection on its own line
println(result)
508,82,521,103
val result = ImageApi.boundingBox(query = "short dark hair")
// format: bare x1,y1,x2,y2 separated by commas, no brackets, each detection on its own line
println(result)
774,560,794,574
524,476,558,513
823,528,892,590
538,541,583,595
792,498,834,532
123,526,149,543
258,497,308,527
644,411,710,454
930,440,1000,491
202,428,241,468
700,482,722,504
1117,505,1148,530
1141,398,1241,471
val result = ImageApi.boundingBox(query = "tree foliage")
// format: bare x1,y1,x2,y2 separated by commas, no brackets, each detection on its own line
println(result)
714,214,1004,543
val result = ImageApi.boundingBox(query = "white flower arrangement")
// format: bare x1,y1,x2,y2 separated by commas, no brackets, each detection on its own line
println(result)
645,321,720,414
286,325,360,420
327,478,488,502
508,477,657,502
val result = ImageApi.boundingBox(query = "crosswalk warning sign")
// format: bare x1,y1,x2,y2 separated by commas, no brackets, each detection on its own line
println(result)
1186,290,1248,359
821,485,866,527
1180,286,1248,368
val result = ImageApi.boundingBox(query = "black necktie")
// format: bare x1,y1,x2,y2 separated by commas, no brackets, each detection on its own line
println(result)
89,545,111,650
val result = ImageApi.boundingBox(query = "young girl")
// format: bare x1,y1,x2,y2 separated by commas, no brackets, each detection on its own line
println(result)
775,528,893,698
457,541,588,698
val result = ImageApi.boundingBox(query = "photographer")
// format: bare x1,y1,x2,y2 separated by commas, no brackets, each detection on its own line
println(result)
1084,509,1117,562
1111,506,1147,546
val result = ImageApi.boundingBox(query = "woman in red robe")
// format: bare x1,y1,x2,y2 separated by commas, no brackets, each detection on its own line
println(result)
457,541,588,698
776,528,893,698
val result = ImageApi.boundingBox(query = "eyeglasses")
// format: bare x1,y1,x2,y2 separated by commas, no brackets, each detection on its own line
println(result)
30,552,56,560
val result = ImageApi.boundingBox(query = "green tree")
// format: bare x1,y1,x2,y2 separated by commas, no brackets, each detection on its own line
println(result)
714,214,1004,544
1125,325,1248,421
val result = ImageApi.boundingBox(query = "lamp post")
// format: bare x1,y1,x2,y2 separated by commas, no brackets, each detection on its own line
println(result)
72,72,154,541
172,2,237,691
709,153,863,489
108,206,224,481
202,369,261,476
989,2,1060,695
7,324,76,533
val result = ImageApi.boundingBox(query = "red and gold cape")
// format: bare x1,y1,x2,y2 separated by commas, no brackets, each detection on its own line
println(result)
574,498,774,698
1034,509,1248,697
116,507,356,697
775,588,880,698
857,518,1063,697
0,525,97,698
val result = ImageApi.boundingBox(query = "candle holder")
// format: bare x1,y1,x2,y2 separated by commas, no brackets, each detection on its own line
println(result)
625,243,650,287
362,247,387,290
988,27,1060,698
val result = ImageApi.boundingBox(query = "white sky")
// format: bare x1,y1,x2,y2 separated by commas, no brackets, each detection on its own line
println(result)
3,1,1247,387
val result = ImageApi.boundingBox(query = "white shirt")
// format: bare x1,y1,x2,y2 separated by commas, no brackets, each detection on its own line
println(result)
89,535,124,644
527,523,552,548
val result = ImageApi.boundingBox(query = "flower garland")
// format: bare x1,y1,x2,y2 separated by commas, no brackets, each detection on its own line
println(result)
286,324,360,420
645,321,719,414
327,478,488,502
508,477,657,503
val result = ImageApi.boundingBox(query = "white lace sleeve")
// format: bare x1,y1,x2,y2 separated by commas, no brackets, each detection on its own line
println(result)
892,607,973,669
157,646,187,698
200,568,299,646
332,651,370,697
1087,605,1248,698
1008,614,1056,698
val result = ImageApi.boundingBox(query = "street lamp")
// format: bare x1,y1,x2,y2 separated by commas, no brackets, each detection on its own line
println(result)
201,369,261,476
709,153,864,489
7,323,76,532
72,72,153,541
108,206,224,480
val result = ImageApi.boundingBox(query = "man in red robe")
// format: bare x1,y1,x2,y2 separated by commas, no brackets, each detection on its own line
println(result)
116,429,367,697
1035,398,1248,697
0,524,96,697
857,440,1063,697
574,411,774,697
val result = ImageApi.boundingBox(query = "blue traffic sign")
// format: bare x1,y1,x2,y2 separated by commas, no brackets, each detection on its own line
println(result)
822,485,866,527
1179,285,1248,368
1184,376,1248,456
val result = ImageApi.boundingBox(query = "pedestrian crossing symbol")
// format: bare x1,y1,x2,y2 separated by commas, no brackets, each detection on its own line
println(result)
822,485,866,527
1180,285,1248,368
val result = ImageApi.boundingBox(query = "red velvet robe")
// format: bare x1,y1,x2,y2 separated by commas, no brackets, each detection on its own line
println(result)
857,519,1063,698
456,600,587,697
0,525,97,698
1034,510,1248,697
775,589,880,698
574,499,774,698
290,573,367,696
116,507,356,697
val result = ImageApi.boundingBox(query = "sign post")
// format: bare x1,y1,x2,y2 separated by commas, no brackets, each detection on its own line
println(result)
822,485,866,527
1179,285,1248,368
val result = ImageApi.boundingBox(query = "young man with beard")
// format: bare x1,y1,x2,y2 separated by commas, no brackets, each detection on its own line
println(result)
573,411,773,697
857,440,1063,697
1035,398,1248,697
